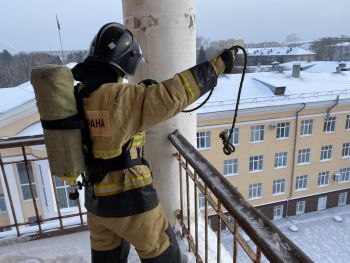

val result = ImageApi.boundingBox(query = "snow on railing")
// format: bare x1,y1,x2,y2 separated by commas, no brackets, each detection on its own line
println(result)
169,130,313,263
0,135,86,239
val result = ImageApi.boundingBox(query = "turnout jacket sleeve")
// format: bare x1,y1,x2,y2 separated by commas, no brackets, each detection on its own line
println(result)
132,61,218,132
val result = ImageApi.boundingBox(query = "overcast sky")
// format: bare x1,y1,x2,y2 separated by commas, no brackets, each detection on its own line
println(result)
0,0,349,52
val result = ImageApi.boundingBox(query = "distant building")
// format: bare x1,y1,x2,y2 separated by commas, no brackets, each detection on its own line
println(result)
195,61,350,226
246,47,316,66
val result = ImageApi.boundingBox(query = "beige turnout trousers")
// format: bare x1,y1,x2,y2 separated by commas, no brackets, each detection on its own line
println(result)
87,204,171,259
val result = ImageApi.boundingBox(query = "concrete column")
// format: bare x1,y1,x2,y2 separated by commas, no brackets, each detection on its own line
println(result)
122,0,197,220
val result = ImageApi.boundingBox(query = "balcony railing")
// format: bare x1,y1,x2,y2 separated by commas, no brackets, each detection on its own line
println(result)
169,130,313,263
0,135,86,238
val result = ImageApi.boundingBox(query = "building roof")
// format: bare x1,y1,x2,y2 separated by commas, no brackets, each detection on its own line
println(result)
195,61,350,114
247,47,315,56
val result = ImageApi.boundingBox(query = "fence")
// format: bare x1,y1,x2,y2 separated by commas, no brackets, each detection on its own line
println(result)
169,130,313,263
0,135,86,238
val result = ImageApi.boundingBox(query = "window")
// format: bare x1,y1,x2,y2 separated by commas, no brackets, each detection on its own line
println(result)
250,125,264,142
346,115,350,130
249,155,263,172
323,117,336,132
0,193,7,213
225,128,239,145
276,122,290,139
273,205,283,220
317,196,327,210
338,192,348,206
339,167,350,182
273,179,286,195
274,152,288,168
224,159,238,176
249,183,262,200
300,119,313,136
296,201,306,215
342,143,350,157
320,145,333,161
17,162,37,201
317,171,330,187
54,177,77,209
297,149,311,164
197,131,211,149
295,175,308,191
198,193,211,209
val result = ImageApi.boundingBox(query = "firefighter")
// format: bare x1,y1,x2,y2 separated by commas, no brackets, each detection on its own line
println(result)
71,22,236,263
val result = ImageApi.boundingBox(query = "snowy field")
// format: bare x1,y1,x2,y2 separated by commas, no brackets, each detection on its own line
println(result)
0,205,349,262
220,204,350,263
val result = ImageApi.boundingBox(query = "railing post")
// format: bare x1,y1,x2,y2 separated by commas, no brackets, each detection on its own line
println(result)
22,147,42,233
0,154,20,236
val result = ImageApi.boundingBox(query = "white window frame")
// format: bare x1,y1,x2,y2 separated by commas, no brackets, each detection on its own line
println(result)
249,155,263,172
320,145,333,161
225,128,239,145
224,159,238,176
273,205,284,220
300,119,313,136
276,122,290,139
0,193,7,213
250,125,264,143
339,167,350,183
249,183,262,200
274,152,288,168
317,171,330,187
16,162,38,201
198,192,212,210
273,179,286,195
323,117,336,133
197,131,211,149
296,201,306,215
342,143,350,158
338,192,348,206
346,115,350,130
54,177,78,210
297,148,311,165
317,196,327,210
295,175,308,191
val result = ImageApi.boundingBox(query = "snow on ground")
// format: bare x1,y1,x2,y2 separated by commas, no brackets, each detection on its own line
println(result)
220,205,350,263
1,206,349,262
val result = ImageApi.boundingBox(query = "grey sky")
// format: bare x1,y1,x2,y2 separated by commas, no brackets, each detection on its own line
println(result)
0,0,349,52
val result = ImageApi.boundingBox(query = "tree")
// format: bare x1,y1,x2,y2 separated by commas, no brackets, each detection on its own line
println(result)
197,45,207,64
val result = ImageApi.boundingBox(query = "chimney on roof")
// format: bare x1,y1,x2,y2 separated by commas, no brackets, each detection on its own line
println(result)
336,63,347,73
292,64,301,78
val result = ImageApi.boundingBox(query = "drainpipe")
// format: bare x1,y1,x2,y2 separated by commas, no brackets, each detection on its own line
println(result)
326,95,339,119
286,103,306,217
122,0,196,221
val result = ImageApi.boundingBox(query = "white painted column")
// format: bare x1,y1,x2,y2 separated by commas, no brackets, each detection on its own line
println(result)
0,164,24,224
122,0,197,220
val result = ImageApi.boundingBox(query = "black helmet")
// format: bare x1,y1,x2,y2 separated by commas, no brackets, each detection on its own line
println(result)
84,22,143,76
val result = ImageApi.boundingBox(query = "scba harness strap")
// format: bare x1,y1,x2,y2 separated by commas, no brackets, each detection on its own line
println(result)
73,83,150,185
42,83,148,185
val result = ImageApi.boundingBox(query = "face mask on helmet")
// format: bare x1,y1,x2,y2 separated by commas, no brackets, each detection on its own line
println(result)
85,22,143,76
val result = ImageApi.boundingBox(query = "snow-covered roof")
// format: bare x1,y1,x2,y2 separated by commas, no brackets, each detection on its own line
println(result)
247,47,315,56
196,61,350,114
0,82,35,114
15,121,43,137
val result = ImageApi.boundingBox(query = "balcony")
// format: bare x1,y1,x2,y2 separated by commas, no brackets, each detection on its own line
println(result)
0,133,313,262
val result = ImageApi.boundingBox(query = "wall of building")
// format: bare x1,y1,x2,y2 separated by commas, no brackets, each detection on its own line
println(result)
198,103,350,221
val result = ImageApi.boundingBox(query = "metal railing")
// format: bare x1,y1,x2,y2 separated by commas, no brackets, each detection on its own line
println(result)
169,130,313,263
0,135,86,238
